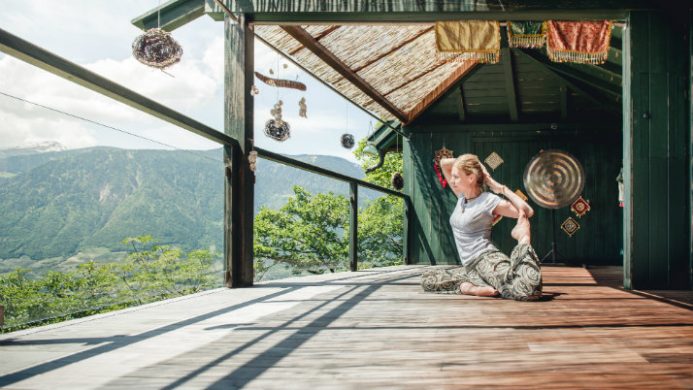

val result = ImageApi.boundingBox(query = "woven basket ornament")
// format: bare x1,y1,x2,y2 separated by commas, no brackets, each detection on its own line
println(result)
132,28,183,69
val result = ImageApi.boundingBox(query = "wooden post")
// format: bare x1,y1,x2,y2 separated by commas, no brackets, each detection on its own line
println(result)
349,182,358,272
224,14,254,287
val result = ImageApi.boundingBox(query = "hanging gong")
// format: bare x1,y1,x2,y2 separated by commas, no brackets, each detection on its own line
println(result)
523,149,585,209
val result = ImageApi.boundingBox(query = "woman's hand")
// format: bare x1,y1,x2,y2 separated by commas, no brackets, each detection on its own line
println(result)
480,164,504,194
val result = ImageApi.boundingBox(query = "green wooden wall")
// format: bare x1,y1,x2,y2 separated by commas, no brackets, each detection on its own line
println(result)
623,11,691,290
403,124,623,266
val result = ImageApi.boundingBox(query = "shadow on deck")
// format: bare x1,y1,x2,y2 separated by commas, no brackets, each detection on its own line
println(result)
0,265,691,389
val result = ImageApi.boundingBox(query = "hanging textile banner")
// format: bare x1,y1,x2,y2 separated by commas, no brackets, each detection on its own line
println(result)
435,20,501,64
507,21,546,49
546,20,612,65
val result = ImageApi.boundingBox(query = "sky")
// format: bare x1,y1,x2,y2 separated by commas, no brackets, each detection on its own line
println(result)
0,0,377,162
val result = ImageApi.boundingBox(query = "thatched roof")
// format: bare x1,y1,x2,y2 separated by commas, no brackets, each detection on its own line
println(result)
254,24,476,124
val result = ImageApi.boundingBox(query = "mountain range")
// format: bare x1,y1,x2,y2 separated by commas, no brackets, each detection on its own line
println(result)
0,146,369,263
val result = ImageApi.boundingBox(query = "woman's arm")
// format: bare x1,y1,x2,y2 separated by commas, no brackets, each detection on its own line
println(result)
440,158,462,196
481,165,534,218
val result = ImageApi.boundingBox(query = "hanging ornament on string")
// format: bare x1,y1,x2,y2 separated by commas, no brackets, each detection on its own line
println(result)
264,100,290,141
299,97,307,118
391,172,404,190
433,145,454,188
132,2,183,70
269,68,274,75
250,85,259,96
341,101,355,149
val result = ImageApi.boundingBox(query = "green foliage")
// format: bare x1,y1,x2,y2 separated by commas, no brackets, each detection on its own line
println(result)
353,138,404,189
0,236,220,332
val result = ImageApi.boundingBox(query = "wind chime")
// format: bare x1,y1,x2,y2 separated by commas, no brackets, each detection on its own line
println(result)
341,102,354,149
253,62,308,142
132,3,183,71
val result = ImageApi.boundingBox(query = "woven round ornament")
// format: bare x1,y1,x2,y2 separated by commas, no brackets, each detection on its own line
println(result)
341,134,355,149
132,28,183,69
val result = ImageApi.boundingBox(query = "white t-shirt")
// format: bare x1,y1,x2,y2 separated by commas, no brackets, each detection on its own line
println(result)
449,191,502,265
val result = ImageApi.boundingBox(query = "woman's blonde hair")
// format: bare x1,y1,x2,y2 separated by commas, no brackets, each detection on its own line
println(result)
453,154,484,187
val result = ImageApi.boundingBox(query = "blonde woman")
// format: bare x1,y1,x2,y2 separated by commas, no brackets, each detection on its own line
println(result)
421,154,543,301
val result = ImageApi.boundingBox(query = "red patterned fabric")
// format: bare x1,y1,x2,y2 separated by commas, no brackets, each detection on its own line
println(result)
546,21,612,64
433,162,448,188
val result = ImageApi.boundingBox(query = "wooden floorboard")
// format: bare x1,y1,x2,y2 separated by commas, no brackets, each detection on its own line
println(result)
0,265,691,389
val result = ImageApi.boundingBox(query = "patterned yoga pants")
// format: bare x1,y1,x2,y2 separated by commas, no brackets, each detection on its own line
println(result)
420,243,543,301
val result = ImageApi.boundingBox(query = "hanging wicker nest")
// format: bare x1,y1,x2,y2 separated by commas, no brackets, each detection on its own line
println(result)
132,28,183,69
341,134,355,149
391,172,404,190
264,119,290,141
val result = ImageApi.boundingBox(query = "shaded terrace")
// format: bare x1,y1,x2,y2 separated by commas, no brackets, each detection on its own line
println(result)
1,265,692,388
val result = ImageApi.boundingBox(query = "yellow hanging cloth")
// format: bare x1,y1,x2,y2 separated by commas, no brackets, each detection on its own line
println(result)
435,20,501,64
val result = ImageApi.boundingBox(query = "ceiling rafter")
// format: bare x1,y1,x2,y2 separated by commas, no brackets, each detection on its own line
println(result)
281,25,408,123
288,25,342,55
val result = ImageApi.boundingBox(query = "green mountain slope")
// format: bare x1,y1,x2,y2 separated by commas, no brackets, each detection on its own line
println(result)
0,147,368,260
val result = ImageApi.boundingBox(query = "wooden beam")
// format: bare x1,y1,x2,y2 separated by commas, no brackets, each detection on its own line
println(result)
349,182,358,272
458,85,466,122
406,62,478,124
382,61,448,97
288,25,342,56
502,48,519,122
517,49,616,108
281,25,408,122
0,27,237,148
131,0,205,31
224,15,255,287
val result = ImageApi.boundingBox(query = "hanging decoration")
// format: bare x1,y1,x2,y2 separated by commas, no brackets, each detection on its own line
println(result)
616,167,624,208
484,151,504,171
570,196,591,218
248,150,258,173
341,134,355,149
299,97,307,118
282,63,289,69
254,71,307,91
435,20,501,64
269,68,274,75
491,213,503,226
514,189,529,202
250,85,260,96
132,28,183,69
546,20,612,65
264,100,290,142
560,217,580,237
433,146,454,188
507,21,546,48
391,172,404,191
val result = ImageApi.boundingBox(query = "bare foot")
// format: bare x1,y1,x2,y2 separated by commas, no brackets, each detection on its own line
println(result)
511,211,531,245
460,282,499,297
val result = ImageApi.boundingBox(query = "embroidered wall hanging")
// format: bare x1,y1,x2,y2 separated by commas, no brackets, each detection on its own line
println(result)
514,189,528,201
435,20,501,64
570,196,591,218
433,146,454,188
484,152,504,171
561,217,580,237
507,21,546,48
546,20,612,65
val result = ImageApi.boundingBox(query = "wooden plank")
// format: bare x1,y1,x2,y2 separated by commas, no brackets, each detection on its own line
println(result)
225,15,255,287
281,25,408,123
502,48,519,121
458,85,466,122
560,85,569,119
131,0,205,31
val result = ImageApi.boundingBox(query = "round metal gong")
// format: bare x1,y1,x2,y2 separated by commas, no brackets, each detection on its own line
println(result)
523,149,585,209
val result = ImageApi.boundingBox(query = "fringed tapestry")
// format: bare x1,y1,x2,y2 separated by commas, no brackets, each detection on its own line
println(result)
546,20,612,65
507,21,546,48
435,20,500,64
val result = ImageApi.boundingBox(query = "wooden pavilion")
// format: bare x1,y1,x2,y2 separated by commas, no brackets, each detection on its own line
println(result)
128,0,691,290
0,1,692,388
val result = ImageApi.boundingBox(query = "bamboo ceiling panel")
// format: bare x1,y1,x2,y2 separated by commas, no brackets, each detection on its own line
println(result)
318,25,431,70
254,24,475,123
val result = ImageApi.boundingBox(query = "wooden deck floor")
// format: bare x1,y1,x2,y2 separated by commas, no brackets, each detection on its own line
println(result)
1,265,692,389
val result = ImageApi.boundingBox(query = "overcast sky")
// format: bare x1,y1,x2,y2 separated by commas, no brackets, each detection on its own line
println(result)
0,1,376,162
